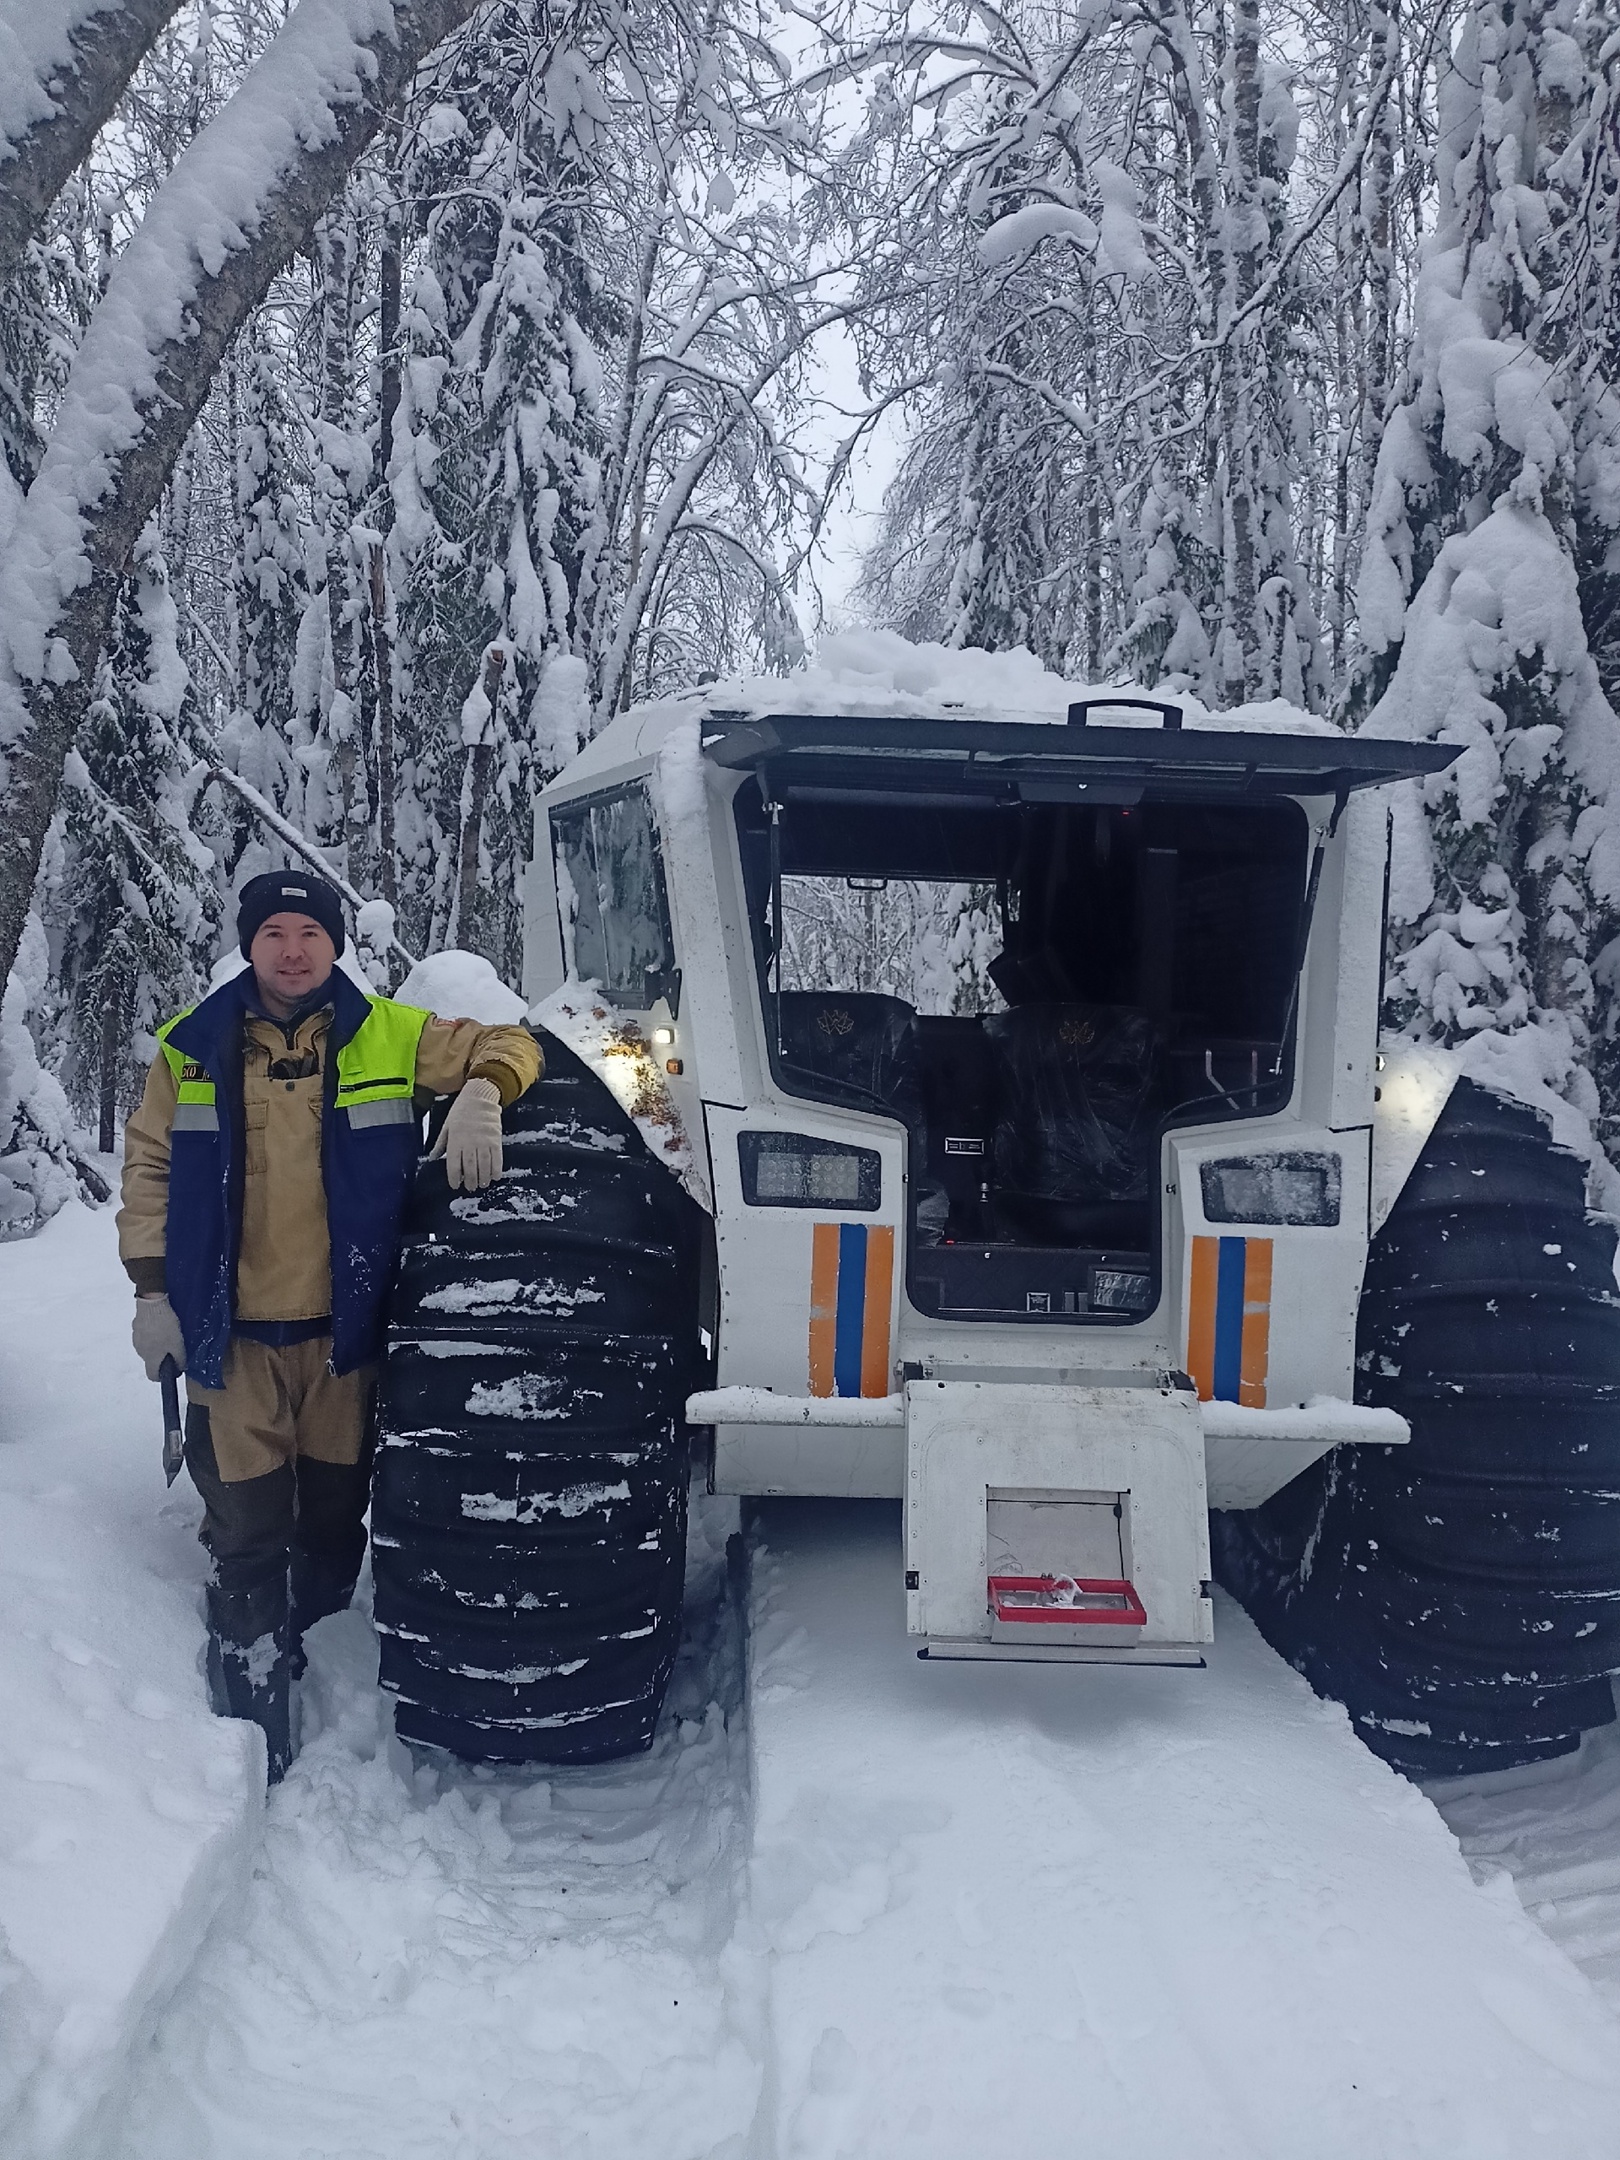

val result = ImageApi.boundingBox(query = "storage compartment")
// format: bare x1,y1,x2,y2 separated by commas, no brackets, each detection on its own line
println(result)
904,1378,1211,1659
986,1486,1147,1645
987,1486,1131,1580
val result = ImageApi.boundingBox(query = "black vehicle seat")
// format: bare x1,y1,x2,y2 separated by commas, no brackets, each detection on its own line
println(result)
775,992,925,1127
985,1003,1163,1247
775,991,943,1235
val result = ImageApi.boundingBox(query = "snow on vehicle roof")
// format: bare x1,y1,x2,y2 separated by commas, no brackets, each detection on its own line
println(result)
554,632,1338,794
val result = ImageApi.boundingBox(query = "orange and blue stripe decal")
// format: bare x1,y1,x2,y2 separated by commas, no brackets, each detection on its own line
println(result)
1187,1235,1272,1406
808,1222,895,1397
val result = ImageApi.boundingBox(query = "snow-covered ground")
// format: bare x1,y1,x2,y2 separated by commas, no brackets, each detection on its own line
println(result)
0,1200,260,2160
746,1506,1620,2156
113,1504,760,2160
9,1197,1620,2158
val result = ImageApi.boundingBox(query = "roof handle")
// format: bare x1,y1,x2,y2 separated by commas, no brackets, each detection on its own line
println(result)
1067,697,1183,730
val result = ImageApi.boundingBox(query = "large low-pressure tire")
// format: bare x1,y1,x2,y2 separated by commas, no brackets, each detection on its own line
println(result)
371,1030,704,1765
1213,1078,1620,1779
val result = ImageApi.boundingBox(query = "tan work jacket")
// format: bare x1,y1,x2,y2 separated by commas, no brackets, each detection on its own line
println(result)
117,991,540,1319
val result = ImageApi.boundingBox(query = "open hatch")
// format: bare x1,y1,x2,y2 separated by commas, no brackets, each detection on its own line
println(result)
717,701,1452,1328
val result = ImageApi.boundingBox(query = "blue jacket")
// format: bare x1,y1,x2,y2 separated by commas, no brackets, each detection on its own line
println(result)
159,970,428,1387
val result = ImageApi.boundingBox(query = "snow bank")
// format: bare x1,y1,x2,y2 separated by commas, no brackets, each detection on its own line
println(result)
744,1504,1620,2158
0,1202,261,2160
1433,1708,1620,2018
113,1493,761,2159
11,1198,1620,2158
393,947,527,1024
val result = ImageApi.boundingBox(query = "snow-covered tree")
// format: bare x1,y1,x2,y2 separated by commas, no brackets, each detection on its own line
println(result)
841,0,1339,709
212,312,307,881
0,907,108,1235
1355,0,1620,1132
50,528,217,1146
385,0,835,968
295,204,372,886
388,12,619,968
0,0,483,1003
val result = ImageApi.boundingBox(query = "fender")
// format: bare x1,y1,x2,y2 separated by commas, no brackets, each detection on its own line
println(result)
1369,1040,1463,1234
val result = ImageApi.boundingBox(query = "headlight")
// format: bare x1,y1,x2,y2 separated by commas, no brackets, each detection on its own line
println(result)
739,1131,881,1210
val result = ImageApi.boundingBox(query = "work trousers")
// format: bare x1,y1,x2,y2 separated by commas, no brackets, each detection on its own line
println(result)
183,1335,377,1779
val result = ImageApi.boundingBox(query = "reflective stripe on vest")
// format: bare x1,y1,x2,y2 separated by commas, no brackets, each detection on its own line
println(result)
158,1010,218,1131
333,998,430,1125
159,994,431,1130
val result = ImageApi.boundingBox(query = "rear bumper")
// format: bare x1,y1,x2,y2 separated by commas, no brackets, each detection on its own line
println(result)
688,1385,1406,1511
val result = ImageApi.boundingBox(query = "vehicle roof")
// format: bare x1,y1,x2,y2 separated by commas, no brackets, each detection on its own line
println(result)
699,710,1454,802
541,636,1456,803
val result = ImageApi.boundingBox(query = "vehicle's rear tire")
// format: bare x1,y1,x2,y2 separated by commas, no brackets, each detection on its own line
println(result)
1213,1078,1620,1778
371,1030,705,1764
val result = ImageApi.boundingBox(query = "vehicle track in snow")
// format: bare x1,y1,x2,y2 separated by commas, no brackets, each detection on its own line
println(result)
1430,1698,1620,2017
111,1488,761,2160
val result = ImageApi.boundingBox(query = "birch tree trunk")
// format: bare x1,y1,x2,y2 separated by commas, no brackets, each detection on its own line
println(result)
371,197,401,907
97,979,122,1155
1221,0,1263,704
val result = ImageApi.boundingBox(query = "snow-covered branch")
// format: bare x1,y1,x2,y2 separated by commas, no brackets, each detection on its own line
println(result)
0,0,185,280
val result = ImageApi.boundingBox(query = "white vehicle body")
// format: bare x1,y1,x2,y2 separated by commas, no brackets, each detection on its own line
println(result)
523,679,1455,1667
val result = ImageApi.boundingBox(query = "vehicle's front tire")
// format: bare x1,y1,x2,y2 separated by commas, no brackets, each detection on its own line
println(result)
371,1031,704,1764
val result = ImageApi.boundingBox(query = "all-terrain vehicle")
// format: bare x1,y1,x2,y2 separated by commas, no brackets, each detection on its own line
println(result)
372,670,1620,1777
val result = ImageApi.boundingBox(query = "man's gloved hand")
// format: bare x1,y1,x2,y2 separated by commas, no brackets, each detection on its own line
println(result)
431,1076,504,1192
132,1293,186,1380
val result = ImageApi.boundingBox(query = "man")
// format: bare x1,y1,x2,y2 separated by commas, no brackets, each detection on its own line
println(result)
118,871,541,1780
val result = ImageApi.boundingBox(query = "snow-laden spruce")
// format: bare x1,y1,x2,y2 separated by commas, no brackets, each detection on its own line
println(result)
1357,0,1620,1135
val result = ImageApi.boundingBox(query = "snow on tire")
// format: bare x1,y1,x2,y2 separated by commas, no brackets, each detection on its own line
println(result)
372,1032,703,1765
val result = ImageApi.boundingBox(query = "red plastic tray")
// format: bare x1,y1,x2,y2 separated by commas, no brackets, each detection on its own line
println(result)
988,1575,1148,1627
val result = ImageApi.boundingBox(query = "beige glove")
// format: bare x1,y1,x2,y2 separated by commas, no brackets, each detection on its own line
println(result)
431,1076,504,1191
132,1292,186,1379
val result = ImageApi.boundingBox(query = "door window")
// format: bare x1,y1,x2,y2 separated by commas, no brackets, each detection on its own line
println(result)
551,783,677,1008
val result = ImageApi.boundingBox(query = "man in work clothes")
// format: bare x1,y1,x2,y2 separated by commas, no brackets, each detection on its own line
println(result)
117,871,541,1780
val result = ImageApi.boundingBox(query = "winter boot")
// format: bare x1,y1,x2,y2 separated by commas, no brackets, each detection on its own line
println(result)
288,1455,370,1676
205,1560,293,1784
289,1545,361,1677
